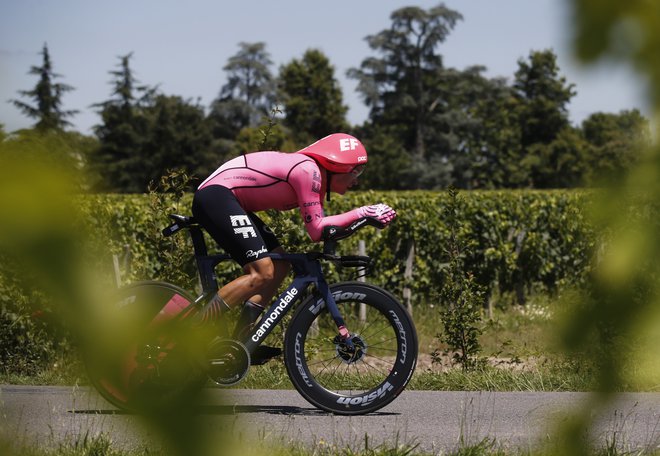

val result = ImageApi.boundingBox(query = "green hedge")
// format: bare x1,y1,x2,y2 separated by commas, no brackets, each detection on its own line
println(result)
327,190,597,305
79,190,597,306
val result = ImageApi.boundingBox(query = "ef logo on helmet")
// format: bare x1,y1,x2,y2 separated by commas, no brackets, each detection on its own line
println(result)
339,138,360,151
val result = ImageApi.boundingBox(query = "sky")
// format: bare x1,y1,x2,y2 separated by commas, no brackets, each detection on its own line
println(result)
0,0,649,135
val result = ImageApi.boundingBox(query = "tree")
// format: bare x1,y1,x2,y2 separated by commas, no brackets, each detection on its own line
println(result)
10,43,78,132
223,42,275,110
91,53,154,192
513,50,575,147
92,53,220,192
445,70,525,188
278,49,349,145
512,49,577,187
523,127,589,188
209,42,276,140
354,123,411,190
581,109,649,184
207,97,252,140
348,3,463,188
102,52,155,110
141,95,214,188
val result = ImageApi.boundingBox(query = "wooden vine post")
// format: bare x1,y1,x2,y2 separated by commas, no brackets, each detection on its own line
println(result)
403,239,415,315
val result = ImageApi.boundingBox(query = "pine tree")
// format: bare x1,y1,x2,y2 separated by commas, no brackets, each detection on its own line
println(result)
91,53,153,192
10,43,78,131
92,53,214,191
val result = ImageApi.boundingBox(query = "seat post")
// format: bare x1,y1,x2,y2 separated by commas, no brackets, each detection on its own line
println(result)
189,226,218,293
189,225,209,257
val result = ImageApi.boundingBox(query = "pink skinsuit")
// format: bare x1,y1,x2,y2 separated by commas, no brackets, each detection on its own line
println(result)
198,152,361,242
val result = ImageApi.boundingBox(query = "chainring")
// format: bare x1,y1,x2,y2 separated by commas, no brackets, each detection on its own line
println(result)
206,338,251,386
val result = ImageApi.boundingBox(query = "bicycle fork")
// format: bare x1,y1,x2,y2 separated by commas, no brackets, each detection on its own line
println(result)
314,275,353,347
299,259,355,348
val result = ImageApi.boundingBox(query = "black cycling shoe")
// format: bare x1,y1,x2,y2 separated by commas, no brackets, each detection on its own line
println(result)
250,345,282,365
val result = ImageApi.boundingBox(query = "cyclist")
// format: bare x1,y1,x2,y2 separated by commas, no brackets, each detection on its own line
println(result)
191,133,396,364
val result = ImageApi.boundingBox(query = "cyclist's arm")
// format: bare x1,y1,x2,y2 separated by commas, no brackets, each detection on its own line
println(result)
306,208,363,242
290,162,362,242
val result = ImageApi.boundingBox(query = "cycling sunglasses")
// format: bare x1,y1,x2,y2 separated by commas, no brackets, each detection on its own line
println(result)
350,164,366,177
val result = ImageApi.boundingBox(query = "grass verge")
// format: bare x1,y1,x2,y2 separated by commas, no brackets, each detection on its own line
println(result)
1,294,657,393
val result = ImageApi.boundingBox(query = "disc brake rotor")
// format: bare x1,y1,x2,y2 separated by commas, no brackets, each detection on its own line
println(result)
334,335,368,364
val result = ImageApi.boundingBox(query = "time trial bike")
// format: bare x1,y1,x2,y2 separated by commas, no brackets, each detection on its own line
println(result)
86,214,417,415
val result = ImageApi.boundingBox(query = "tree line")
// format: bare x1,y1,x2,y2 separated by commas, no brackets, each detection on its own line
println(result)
4,3,650,192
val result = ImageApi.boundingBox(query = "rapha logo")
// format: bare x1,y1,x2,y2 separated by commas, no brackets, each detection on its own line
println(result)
230,215,257,238
246,246,268,259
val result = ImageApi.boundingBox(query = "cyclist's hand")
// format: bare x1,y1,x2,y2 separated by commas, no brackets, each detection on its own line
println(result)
356,203,397,226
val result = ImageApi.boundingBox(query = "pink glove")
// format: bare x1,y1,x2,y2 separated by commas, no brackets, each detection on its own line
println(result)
356,203,397,226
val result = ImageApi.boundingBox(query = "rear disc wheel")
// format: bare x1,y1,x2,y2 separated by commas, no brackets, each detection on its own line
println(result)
85,281,205,412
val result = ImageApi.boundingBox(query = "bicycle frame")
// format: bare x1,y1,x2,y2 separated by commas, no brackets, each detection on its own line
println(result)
178,222,353,355
242,251,348,353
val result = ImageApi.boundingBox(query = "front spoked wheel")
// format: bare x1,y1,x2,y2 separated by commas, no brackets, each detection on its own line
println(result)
284,282,417,415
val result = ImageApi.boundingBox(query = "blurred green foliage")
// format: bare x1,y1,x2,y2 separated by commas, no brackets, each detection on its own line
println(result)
0,131,86,375
556,0,660,454
0,133,223,455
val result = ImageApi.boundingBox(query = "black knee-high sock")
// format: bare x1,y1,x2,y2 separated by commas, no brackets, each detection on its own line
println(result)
233,300,265,338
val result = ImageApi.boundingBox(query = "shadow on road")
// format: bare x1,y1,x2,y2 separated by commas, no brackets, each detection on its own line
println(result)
70,404,398,417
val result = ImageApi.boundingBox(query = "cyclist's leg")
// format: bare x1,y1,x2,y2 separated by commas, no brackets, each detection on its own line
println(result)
217,256,276,306
216,211,289,307
241,214,291,306
246,246,290,305
192,185,287,308
193,186,285,363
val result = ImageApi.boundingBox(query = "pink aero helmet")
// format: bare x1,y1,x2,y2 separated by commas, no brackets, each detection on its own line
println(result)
297,133,368,174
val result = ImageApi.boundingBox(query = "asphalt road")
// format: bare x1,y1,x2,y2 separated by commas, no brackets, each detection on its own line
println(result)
1,386,659,454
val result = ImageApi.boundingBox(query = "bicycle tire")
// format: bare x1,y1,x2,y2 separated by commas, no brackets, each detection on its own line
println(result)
284,281,417,415
85,281,205,412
